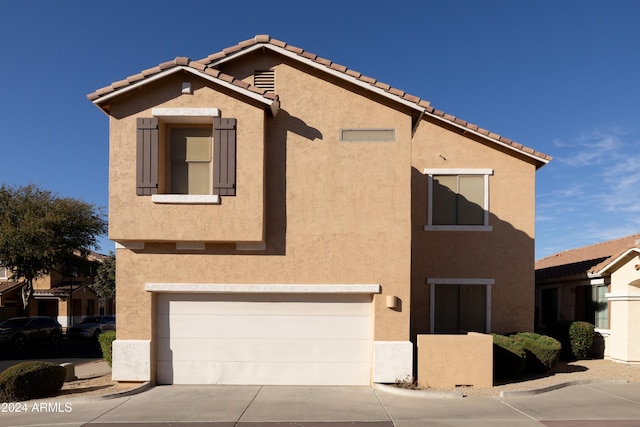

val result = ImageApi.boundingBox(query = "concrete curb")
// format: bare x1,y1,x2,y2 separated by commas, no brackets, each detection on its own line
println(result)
499,378,629,398
66,382,154,403
374,383,464,398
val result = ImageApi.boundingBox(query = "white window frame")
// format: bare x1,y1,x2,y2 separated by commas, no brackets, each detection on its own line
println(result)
424,168,493,231
428,278,493,334
0,266,7,280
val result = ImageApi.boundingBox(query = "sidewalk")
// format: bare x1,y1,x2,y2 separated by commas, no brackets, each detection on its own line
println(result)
2,382,640,426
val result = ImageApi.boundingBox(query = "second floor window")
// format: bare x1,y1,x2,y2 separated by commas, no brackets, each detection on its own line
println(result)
169,128,212,195
424,168,493,231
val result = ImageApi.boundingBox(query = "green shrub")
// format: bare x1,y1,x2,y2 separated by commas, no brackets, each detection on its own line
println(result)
546,321,595,360
99,330,116,366
512,332,561,373
0,361,66,402
569,321,595,359
492,334,526,379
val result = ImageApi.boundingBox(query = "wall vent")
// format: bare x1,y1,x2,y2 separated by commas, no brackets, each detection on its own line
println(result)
254,70,275,92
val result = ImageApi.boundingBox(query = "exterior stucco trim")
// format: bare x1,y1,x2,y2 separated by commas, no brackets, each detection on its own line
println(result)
145,283,381,294
151,194,220,204
606,293,640,301
152,107,220,123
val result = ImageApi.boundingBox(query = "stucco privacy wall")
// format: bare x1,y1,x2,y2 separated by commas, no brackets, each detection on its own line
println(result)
108,73,266,243
411,118,537,335
109,55,413,352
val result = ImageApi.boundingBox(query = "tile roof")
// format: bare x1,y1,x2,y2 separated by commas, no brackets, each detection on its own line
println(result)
535,233,640,280
33,283,96,298
88,35,551,164
0,281,23,294
87,57,279,106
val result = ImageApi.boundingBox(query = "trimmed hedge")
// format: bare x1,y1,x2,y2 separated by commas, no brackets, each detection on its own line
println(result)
99,330,116,367
512,332,561,373
569,321,595,359
0,361,66,402
546,321,595,360
492,334,526,379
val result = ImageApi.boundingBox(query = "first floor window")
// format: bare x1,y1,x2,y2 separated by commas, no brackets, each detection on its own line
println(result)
429,279,493,334
0,266,7,280
593,285,609,329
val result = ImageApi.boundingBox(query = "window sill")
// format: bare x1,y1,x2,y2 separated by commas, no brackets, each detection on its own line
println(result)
151,194,220,204
594,328,611,336
424,225,493,232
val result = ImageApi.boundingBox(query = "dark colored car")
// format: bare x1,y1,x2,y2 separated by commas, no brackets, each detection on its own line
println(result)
66,315,115,339
0,317,63,350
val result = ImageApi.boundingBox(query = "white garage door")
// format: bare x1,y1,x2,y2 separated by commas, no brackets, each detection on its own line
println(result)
156,293,373,385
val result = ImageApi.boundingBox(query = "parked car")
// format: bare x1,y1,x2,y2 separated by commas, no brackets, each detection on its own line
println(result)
0,317,63,350
66,315,115,339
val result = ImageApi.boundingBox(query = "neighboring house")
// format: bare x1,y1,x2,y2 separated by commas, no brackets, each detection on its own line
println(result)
88,35,550,385
535,233,640,364
0,252,113,326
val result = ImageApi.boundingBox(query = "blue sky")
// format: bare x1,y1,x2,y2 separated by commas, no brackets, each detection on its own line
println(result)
1,0,638,259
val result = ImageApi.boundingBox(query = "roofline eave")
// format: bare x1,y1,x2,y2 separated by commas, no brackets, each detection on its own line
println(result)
93,66,278,115
424,111,551,166
208,43,427,115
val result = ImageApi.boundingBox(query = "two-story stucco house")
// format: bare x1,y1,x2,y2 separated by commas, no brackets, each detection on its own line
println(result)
88,35,550,386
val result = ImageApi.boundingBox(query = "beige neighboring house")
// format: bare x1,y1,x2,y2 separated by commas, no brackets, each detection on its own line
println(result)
535,233,640,364
0,252,113,326
88,35,550,386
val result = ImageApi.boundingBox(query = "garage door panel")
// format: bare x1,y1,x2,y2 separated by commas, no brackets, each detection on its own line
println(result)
159,360,371,385
158,314,371,339
159,337,372,363
156,293,373,385
158,295,371,316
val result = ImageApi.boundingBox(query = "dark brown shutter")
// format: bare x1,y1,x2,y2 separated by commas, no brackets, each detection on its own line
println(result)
136,118,159,195
213,117,237,196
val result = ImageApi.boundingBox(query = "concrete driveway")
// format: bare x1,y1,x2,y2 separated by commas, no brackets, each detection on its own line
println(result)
1,382,640,426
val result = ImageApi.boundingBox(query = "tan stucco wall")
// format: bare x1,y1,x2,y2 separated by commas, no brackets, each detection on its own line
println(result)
108,73,265,243
411,119,538,335
109,57,413,343
417,333,493,388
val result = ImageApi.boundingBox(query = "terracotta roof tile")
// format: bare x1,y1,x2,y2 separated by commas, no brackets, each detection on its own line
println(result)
175,57,190,66
536,233,640,280
188,61,206,72
126,73,145,84
158,60,176,70
88,35,551,163
301,51,317,60
345,69,361,78
359,75,376,84
330,63,348,73
403,94,421,104
315,57,332,67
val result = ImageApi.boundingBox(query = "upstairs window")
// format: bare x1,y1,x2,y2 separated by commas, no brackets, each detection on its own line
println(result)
424,168,493,231
169,128,212,195
136,114,237,203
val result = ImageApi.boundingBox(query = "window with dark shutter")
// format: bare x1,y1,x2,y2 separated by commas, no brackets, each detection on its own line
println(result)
213,117,237,196
136,118,159,195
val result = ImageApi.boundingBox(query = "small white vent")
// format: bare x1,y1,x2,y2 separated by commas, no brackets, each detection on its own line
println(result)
254,70,275,92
